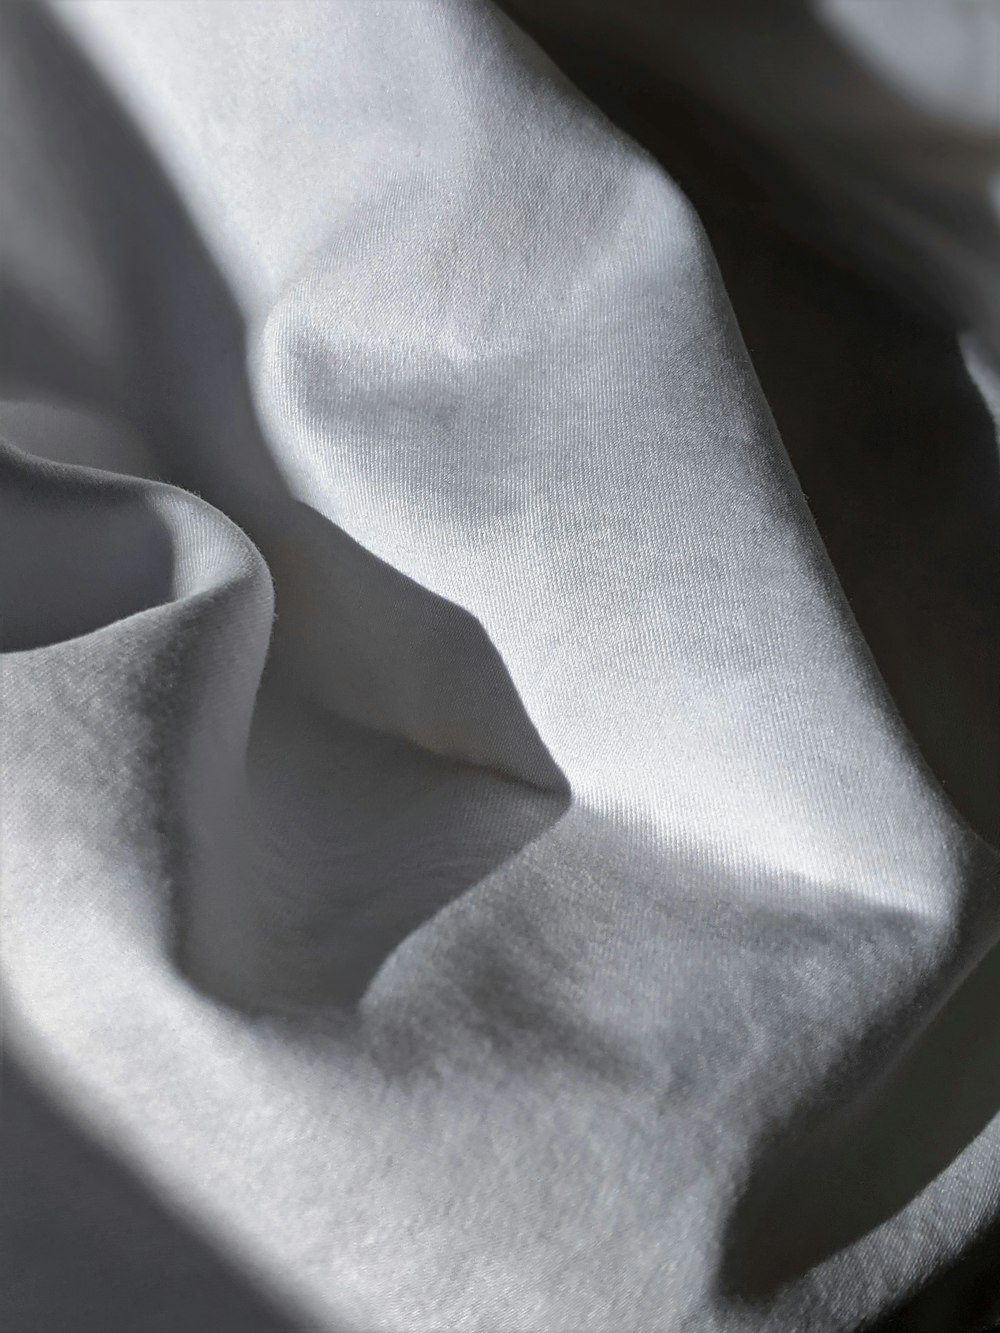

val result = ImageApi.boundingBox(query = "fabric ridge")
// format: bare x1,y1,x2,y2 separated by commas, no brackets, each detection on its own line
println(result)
2,2,1000,1330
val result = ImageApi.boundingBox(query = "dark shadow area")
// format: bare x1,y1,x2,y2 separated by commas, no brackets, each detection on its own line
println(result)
245,681,569,1010
232,510,571,1011
871,1210,1000,1333
0,273,122,417
496,0,1000,1318
721,881,1000,1301
265,499,567,791
0,440,174,652
1,1056,301,1332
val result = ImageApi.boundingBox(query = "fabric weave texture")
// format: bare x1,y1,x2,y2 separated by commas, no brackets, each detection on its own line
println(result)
2,2,1000,1330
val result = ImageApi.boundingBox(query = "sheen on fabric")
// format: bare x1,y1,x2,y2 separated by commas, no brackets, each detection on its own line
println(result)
2,3,1000,1330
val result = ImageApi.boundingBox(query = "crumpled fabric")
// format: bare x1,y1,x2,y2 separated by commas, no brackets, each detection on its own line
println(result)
2,2,999,1330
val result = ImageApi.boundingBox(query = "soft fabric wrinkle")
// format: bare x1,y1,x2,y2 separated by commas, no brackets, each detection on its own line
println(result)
6,786,998,1330
0,447,566,1013
0,1,566,793
263,500,570,793
4,2,1000,1330
41,0,990,886
240,679,569,1010
502,0,1000,852
722,848,1000,1303
511,1,1000,353
259,191,971,900
354,808,999,1325
0,439,275,1009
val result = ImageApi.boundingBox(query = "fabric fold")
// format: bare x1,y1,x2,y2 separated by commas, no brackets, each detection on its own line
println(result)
3,2,1000,1330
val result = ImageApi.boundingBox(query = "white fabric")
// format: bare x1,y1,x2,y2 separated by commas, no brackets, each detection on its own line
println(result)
3,2,999,1329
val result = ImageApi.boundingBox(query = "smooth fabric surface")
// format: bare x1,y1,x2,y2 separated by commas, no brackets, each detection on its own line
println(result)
2,2,1000,1329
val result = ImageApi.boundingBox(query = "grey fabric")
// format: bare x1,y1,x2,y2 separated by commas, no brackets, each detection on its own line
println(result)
2,2,999,1329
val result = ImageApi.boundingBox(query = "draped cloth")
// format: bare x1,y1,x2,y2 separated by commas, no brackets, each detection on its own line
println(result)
3,2,1000,1329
